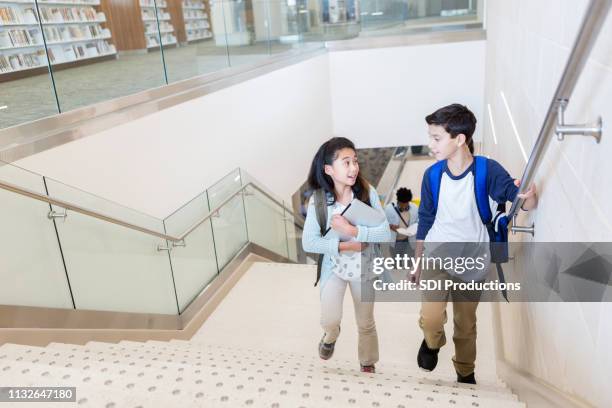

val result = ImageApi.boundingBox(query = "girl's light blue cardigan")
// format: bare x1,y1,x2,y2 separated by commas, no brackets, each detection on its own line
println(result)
301,185,394,288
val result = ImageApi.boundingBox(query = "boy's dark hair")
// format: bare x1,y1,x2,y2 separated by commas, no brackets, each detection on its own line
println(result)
307,137,371,206
425,104,477,154
396,187,412,203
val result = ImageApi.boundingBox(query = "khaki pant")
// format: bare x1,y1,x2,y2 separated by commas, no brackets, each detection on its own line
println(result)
418,267,481,376
320,273,379,366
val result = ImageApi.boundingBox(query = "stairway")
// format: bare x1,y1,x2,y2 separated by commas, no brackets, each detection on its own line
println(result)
0,263,525,407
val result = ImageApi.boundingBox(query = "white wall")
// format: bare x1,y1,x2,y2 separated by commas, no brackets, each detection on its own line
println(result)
483,1,612,407
15,54,333,219
328,40,486,149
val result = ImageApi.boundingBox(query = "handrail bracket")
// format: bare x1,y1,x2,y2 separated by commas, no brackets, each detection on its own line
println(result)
555,99,602,143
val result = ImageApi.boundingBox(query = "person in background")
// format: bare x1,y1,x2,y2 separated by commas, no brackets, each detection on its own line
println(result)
384,187,418,255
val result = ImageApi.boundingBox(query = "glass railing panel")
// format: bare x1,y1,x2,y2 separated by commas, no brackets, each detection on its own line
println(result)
44,177,178,314
0,161,74,308
165,217,218,313
283,200,301,262
0,1,60,129
243,185,288,257
44,176,165,234
207,167,242,206
163,0,231,83
48,0,167,112
164,189,218,313
164,189,210,237
360,0,480,35
214,0,271,67
266,0,302,54
209,192,248,269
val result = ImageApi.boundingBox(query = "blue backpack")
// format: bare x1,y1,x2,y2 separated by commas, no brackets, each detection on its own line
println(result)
428,156,510,301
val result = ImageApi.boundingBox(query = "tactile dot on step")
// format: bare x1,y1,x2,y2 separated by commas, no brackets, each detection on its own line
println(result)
105,403,116,408
77,398,87,405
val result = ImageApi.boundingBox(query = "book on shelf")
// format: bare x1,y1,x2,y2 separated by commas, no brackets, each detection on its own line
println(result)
0,48,46,73
47,40,114,63
38,6,101,23
140,0,167,7
0,27,42,47
0,6,39,24
1,1,116,75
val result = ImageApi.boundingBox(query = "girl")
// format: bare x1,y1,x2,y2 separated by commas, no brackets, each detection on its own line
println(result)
302,137,393,373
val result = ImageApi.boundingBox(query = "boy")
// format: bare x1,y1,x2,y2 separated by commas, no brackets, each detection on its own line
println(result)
413,104,537,384
384,187,418,255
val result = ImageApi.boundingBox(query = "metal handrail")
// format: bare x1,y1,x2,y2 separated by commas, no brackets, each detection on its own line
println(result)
0,179,303,243
383,147,409,206
508,0,611,221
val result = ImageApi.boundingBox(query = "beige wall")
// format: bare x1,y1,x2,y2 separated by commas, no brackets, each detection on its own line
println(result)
483,1,612,407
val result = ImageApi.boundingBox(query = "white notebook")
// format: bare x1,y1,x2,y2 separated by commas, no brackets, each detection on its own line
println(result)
343,199,386,227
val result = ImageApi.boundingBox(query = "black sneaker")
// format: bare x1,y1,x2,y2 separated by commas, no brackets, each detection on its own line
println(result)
457,372,477,384
318,335,335,360
417,339,439,372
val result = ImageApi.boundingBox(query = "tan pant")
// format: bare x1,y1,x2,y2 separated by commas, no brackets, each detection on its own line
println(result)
320,273,379,366
418,267,480,376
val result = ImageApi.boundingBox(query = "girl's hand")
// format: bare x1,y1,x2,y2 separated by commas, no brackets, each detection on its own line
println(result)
331,214,358,237
340,241,366,252
514,179,538,210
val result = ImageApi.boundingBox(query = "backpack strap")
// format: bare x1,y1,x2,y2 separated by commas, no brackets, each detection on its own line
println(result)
428,160,446,211
392,203,410,228
473,156,492,225
474,156,510,302
313,189,328,287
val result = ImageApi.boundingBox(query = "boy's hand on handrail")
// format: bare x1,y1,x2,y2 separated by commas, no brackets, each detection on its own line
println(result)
331,214,358,237
514,179,538,210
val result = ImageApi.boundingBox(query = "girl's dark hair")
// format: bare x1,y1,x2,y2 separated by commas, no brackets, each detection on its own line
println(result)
307,137,371,206
396,187,412,203
425,103,477,154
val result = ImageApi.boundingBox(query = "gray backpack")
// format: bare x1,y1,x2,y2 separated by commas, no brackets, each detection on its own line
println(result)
313,189,328,287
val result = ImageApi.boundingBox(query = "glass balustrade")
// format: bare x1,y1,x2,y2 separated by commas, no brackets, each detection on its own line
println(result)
0,164,302,315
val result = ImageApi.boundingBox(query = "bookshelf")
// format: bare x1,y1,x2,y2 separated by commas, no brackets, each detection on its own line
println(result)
0,0,116,79
139,0,176,48
181,0,209,42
